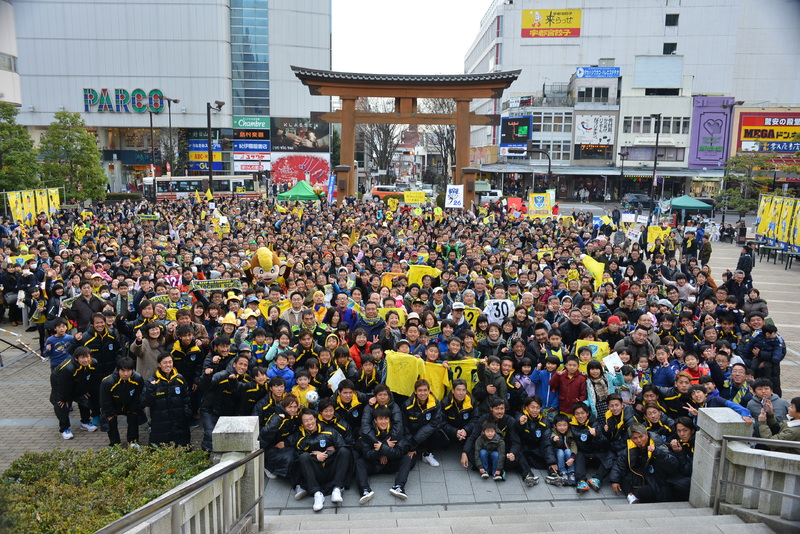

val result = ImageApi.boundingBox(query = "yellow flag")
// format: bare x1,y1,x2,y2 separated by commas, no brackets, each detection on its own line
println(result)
259,298,292,318
407,265,441,287
381,272,405,289
581,254,605,290
34,190,48,215
447,359,480,393
378,306,406,326
195,190,201,202
47,188,60,214
7,192,23,223
575,340,610,374
205,188,213,201
275,203,287,214
350,226,358,244
647,226,671,244
385,351,426,397
424,361,449,401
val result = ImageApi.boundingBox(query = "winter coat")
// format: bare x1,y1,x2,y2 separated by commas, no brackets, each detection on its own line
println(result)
99,370,144,416
130,338,165,385
49,356,100,404
609,433,680,502
402,393,443,450
514,411,557,465
742,297,768,317
140,368,192,446
77,327,121,379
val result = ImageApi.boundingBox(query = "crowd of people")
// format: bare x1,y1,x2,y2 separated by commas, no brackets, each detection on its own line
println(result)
0,193,796,512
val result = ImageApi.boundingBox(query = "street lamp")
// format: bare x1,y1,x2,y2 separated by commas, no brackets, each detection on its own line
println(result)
206,101,225,189
148,110,159,178
507,141,552,193
163,96,180,172
618,150,629,201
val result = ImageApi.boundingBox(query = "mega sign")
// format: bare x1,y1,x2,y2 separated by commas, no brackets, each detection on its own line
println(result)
84,88,164,113
738,112,800,152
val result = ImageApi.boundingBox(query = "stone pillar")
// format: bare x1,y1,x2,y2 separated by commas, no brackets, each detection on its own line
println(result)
212,416,263,531
689,408,750,508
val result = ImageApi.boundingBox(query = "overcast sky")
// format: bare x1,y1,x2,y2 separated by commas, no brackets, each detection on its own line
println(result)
331,0,492,74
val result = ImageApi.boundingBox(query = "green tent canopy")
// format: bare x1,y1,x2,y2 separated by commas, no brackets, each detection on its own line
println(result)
669,195,713,210
276,180,321,201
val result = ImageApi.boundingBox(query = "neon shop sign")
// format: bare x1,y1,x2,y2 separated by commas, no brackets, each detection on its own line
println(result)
84,88,165,113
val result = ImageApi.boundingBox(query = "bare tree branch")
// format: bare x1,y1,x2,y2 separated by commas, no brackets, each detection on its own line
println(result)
355,98,405,176
419,98,456,177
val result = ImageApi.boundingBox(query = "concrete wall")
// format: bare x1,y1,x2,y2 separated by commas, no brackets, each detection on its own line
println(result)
0,0,21,105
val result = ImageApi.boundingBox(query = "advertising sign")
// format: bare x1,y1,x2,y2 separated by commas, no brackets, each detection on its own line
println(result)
521,9,581,38
233,116,270,130
499,116,532,156
574,115,615,145
84,88,164,113
576,67,620,78
271,153,330,186
188,140,222,172
233,152,271,161
737,112,800,153
233,140,271,152
445,185,464,208
688,96,734,169
270,117,331,153
233,161,270,173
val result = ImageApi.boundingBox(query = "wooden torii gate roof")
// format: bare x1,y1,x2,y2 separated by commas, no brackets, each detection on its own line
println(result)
291,66,521,126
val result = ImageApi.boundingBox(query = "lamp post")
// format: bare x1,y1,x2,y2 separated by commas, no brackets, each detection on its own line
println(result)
650,113,662,223
149,111,157,178
618,150,628,201
508,141,552,193
163,97,180,172
206,101,225,189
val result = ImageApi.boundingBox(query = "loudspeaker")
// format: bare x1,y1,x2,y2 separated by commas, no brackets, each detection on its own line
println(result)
466,181,475,192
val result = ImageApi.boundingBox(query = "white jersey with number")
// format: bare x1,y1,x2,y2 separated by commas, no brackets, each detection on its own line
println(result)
482,299,514,324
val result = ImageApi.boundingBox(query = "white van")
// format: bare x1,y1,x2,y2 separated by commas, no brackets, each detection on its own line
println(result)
479,189,503,205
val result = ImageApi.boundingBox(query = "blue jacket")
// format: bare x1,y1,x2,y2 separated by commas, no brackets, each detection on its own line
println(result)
652,361,679,387
529,368,559,411
267,366,295,389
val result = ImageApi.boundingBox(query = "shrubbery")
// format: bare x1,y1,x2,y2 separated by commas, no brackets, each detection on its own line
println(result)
104,192,143,202
0,446,210,534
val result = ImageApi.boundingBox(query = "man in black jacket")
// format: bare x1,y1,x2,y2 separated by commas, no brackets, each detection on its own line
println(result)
99,357,144,447
355,407,416,503
50,346,100,440
462,398,521,475
295,408,350,512
66,281,106,332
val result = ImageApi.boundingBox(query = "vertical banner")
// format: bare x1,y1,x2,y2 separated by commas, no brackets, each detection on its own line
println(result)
47,188,61,214
21,190,36,225
7,192,24,223
327,173,335,205
34,189,49,215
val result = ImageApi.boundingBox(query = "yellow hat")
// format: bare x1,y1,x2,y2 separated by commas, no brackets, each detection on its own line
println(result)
221,312,239,325
226,291,242,301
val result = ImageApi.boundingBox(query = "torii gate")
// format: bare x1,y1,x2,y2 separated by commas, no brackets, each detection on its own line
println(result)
291,66,520,207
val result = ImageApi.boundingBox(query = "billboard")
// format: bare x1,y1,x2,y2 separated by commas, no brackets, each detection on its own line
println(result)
233,116,270,130
499,116,532,156
271,153,330,186
188,139,222,171
576,67,619,79
688,96,734,169
270,117,331,152
737,112,800,153
521,9,581,38
574,115,615,145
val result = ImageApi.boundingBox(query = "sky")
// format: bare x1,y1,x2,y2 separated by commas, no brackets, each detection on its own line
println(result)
331,0,492,75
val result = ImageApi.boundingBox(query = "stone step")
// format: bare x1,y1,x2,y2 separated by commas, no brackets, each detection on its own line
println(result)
259,503,775,534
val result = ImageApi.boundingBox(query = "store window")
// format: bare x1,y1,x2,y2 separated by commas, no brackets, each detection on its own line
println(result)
576,87,609,103
575,144,614,160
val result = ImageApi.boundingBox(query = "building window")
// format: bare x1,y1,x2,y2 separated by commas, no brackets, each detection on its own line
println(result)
574,144,614,160
529,140,571,161
645,88,681,96
0,53,17,73
663,43,677,55
576,87,609,103
665,14,679,26
531,111,573,133
626,147,686,161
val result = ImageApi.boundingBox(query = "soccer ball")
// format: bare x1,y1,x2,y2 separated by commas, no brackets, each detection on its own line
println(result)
305,390,319,405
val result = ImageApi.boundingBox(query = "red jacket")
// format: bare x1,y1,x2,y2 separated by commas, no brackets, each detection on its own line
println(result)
549,371,587,414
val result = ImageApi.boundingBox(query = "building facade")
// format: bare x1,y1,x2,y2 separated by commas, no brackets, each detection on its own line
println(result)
0,0,21,106
465,0,800,199
10,0,331,191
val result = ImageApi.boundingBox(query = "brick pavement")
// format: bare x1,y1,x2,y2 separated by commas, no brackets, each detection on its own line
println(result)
0,238,797,473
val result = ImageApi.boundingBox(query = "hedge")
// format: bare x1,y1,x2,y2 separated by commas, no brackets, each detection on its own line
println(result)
104,193,143,202
0,446,210,534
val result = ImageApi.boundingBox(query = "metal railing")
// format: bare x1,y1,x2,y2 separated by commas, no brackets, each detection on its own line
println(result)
96,448,264,534
713,434,800,515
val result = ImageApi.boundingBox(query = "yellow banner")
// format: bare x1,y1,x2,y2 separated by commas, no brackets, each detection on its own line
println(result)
403,191,427,204
8,254,34,266
7,192,24,223
792,201,800,248
647,226,672,244
778,199,794,243
258,298,292,318
47,188,60,214
447,358,480,393
755,196,774,237
34,190,48,216
528,193,552,217
378,307,407,327
381,272,405,289
521,9,582,38
21,191,36,225
575,340,610,374
407,265,441,287
385,351,426,397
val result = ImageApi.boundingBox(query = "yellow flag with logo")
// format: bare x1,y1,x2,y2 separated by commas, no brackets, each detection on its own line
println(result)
447,358,480,393
47,188,60,214
379,306,406,326
424,361,449,401
575,340,610,374
7,191,23,223
385,351,426,397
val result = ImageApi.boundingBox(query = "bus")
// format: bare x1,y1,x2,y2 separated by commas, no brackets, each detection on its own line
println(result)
142,175,262,202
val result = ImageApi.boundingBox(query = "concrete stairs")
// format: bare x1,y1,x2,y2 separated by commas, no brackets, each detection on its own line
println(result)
260,499,776,533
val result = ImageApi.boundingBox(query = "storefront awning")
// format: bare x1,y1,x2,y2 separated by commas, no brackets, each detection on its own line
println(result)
479,163,725,179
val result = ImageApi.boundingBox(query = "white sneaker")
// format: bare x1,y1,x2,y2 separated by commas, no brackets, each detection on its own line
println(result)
312,491,324,512
627,493,639,504
294,485,307,500
359,489,375,505
421,452,440,467
61,429,74,440
264,468,277,480
331,486,343,504
129,443,141,450
80,422,97,432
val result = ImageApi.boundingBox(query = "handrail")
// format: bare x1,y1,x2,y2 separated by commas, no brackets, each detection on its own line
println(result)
712,434,800,515
95,448,264,534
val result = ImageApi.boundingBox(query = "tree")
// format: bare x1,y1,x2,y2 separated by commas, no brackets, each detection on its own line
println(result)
0,102,40,192
715,187,758,221
39,112,107,202
419,98,456,180
356,98,404,180
725,151,774,198
159,128,190,176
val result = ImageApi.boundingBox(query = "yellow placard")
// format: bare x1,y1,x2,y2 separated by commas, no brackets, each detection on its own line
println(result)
528,193,552,217
34,189,49,215
47,188,60,213
404,191,426,204
521,9,582,38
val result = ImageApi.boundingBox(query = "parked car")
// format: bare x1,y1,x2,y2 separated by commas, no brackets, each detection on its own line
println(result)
367,185,399,200
621,193,652,209
479,189,503,205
